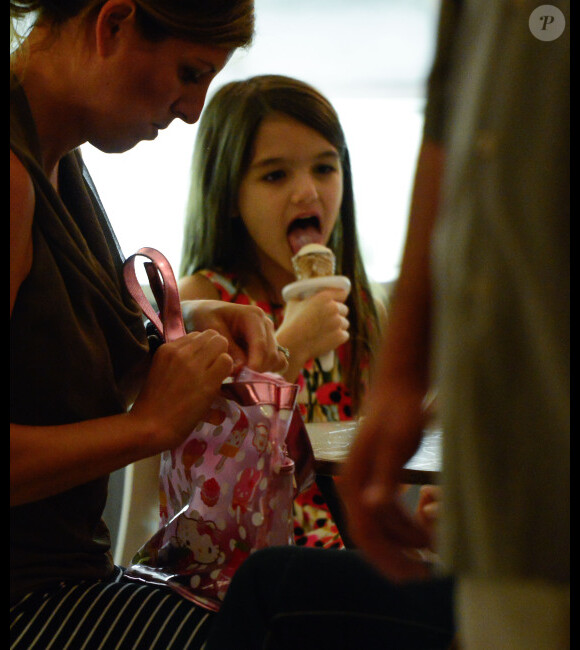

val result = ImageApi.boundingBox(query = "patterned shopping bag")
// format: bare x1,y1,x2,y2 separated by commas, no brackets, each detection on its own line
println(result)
122,249,314,610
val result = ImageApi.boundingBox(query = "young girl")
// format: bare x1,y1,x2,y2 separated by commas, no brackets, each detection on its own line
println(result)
179,74,385,549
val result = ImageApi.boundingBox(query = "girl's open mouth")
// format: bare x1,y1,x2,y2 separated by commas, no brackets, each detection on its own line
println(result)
287,216,323,254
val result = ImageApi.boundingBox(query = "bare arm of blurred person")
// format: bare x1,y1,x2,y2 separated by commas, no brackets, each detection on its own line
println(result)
341,139,444,581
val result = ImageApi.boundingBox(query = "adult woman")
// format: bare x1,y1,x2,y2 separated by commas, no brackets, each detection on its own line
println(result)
10,2,286,647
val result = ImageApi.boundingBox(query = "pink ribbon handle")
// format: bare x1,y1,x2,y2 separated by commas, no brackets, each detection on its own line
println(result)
123,247,186,343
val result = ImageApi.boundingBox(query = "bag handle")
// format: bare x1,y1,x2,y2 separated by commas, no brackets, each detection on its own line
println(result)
123,247,186,342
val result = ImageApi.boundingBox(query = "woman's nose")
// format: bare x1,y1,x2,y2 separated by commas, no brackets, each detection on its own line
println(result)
291,173,319,204
171,88,208,125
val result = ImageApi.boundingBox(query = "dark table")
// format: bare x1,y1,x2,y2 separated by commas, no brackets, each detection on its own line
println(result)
306,422,442,548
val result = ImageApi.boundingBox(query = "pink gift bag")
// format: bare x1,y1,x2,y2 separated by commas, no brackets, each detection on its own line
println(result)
122,248,314,611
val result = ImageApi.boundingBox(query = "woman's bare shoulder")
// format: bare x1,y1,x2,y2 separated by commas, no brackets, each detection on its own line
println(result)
10,149,35,314
10,149,34,217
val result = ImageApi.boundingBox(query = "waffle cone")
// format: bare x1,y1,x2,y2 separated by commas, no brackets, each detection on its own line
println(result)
292,250,335,280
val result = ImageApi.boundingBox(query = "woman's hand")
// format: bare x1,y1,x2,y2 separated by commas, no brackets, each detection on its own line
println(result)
275,288,349,380
129,329,234,452
181,299,288,374
12,329,234,505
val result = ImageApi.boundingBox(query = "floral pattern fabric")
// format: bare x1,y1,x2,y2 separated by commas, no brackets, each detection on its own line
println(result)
197,270,369,549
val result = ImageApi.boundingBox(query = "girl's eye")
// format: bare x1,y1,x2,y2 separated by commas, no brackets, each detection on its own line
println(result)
262,170,286,182
314,163,337,175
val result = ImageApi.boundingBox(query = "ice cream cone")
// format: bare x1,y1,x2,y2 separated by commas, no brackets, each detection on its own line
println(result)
286,244,346,372
291,243,335,280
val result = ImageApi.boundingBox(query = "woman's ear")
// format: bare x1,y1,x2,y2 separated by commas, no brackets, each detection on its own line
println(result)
95,0,137,57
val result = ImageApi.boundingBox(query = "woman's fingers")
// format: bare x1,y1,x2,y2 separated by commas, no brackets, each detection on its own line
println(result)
182,300,288,374
229,306,288,373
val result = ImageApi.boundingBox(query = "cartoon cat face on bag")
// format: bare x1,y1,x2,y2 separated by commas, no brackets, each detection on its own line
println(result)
174,514,221,565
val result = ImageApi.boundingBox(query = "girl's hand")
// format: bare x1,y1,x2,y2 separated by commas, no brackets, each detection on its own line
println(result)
129,329,234,452
275,288,350,379
181,299,288,374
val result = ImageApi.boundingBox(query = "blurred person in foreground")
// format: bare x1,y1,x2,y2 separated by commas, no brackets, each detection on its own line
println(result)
342,1,569,648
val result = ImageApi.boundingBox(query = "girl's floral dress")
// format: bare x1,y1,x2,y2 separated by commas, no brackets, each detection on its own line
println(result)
198,270,369,549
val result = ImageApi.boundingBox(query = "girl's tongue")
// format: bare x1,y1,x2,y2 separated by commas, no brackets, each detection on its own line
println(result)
287,221,324,255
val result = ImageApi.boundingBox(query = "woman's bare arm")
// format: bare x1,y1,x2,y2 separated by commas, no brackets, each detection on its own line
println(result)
10,165,234,506
10,150,34,316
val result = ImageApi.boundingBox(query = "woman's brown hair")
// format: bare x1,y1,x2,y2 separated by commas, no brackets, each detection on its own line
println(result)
10,0,255,51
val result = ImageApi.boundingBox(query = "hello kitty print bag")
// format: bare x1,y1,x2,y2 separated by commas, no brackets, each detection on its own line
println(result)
122,249,314,611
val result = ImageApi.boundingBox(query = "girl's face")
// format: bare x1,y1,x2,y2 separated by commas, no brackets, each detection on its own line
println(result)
238,113,343,286
88,8,232,152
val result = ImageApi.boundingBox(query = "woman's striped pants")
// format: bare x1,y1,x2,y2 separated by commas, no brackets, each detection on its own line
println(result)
10,569,214,650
